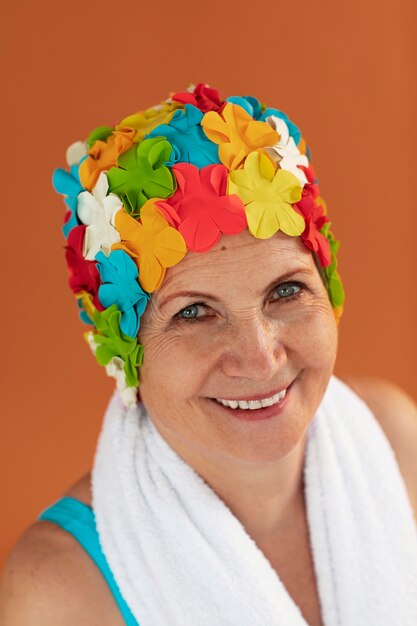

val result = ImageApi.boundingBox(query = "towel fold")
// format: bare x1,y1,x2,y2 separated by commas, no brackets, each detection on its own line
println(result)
92,375,417,625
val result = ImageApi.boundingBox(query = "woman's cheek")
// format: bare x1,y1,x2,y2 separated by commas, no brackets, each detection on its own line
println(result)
139,327,205,389
305,306,338,365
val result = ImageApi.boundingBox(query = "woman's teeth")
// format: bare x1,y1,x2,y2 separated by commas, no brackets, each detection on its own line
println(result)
215,388,287,410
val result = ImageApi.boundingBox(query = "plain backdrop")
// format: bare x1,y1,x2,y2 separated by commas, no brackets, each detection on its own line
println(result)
1,0,416,566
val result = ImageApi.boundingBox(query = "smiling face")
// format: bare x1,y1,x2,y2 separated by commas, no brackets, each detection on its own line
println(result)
138,229,338,467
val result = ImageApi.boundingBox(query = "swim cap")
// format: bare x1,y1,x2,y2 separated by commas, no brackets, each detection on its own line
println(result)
52,83,345,407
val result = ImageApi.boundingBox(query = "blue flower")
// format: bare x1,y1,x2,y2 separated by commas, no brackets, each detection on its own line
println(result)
52,157,86,238
95,250,150,338
258,108,301,146
146,104,220,168
225,95,263,119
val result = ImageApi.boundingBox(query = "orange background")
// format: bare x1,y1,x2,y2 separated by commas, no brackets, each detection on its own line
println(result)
1,0,416,566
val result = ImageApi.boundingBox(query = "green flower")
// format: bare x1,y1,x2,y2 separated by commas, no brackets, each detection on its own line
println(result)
92,304,143,387
107,137,175,218
321,223,345,308
87,125,113,149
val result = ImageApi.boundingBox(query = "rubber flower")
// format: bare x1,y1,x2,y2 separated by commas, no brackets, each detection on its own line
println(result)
259,108,301,146
159,163,247,253
91,304,143,387
95,249,150,338
115,100,183,141
66,141,87,166
298,137,310,159
201,103,279,170
292,164,331,267
107,137,175,218
79,127,136,191
53,163,84,238
226,95,263,119
85,332,139,407
263,116,309,186
86,126,113,149
75,290,96,325
76,172,122,260
64,225,104,310
227,150,305,239
112,200,187,292
52,142,87,238
322,223,345,310
105,356,139,407
146,104,220,168
298,213,331,267
171,82,224,113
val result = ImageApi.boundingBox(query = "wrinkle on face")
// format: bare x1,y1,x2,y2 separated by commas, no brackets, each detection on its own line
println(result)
137,229,338,466
143,236,321,331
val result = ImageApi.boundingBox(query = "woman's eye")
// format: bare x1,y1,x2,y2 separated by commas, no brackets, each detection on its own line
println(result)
273,282,302,300
176,303,206,321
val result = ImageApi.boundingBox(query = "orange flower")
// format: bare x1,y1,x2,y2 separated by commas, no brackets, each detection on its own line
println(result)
115,101,183,140
333,305,344,325
112,200,187,293
79,127,136,191
298,137,308,156
201,103,279,170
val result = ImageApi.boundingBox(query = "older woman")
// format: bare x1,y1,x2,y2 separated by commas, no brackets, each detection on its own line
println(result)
1,84,417,626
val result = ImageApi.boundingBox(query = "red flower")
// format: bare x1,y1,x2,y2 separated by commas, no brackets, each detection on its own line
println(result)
171,83,224,113
297,214,332,267
294,164,331,267
158,163,247,253
64,226,104,309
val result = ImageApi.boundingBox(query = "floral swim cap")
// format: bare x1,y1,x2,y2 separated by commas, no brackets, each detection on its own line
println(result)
52,83,345,408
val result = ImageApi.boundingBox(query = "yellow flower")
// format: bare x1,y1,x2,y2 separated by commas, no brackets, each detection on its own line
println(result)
112,200,187,293
79,127,136,191
227,150,305,239
201,103,279,170
76,290,97,320
115,101,183,141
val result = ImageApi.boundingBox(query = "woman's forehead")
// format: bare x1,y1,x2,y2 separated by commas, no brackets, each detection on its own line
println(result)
156,231,314,297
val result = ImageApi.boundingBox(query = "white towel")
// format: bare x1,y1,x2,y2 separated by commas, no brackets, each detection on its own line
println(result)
92,375,417,625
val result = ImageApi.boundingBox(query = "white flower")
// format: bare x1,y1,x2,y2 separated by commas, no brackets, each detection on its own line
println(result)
105,357,138,408
264,116,309,186
76,172,122,260
66,141,87,167
85,330,98,354
85,332,138,408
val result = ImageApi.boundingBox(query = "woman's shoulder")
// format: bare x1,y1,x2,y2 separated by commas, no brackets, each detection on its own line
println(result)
340,374,417,521
0,474,123,625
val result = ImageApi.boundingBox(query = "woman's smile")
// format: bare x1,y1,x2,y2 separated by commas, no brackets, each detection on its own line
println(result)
198,377,296,420
206,379,294,421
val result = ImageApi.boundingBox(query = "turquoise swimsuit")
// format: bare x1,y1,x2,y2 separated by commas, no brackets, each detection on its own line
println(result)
38,496,139,625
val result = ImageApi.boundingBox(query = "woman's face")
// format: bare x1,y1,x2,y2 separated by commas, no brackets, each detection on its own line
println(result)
138,230,338,465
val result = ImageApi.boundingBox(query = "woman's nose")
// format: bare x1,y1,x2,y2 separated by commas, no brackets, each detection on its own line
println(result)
219,317,286,382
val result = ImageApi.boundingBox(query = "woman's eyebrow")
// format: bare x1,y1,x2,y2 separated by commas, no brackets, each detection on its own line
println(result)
158,267,313,309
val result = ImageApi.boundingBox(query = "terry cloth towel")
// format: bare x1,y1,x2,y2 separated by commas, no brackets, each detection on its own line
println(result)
92,375,417,626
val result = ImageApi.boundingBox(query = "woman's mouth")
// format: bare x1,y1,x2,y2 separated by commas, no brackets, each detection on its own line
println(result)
208,382,293,421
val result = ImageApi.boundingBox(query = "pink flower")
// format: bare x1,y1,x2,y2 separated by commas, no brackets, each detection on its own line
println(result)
158,163,247,252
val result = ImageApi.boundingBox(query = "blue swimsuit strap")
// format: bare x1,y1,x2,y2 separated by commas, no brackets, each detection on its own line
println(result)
38,496,139,626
